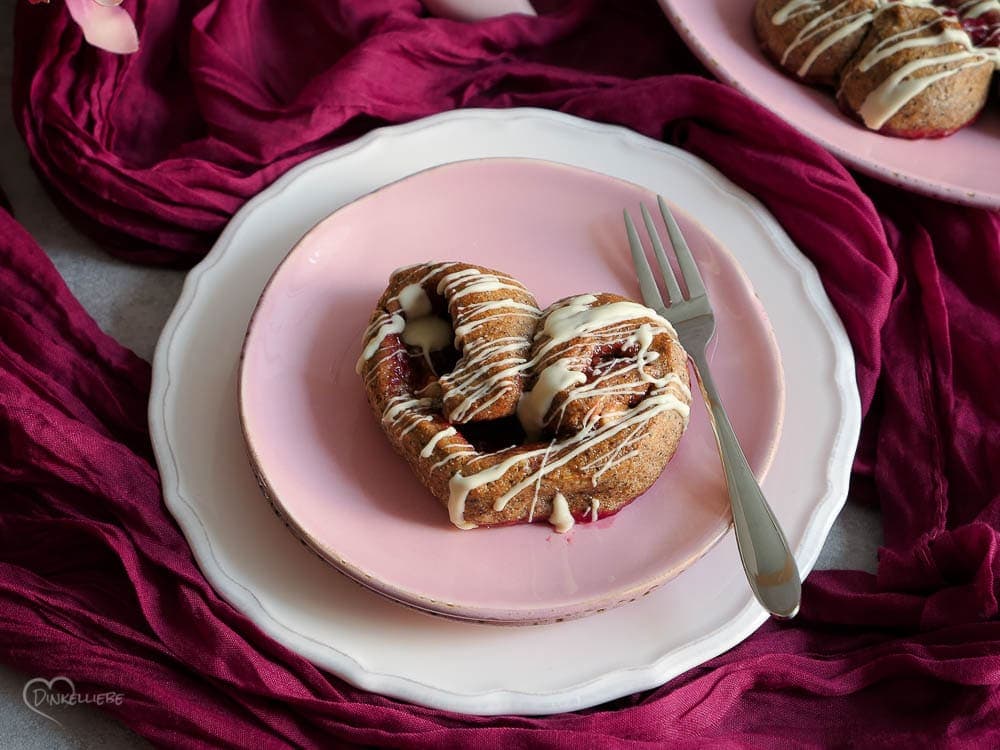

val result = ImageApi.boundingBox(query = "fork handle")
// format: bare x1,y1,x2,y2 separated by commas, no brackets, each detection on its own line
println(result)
690,351,802,619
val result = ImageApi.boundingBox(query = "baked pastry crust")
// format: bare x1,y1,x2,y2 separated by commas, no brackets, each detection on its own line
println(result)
837,4,994,137
753,0,998,138
754,0,879,86
356,262,692,531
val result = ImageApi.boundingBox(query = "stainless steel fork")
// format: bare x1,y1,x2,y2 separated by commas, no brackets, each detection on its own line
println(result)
625,196,801,619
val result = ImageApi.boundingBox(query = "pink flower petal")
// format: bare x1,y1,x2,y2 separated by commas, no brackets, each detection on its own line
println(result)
64,0,139,54
423,0,535,22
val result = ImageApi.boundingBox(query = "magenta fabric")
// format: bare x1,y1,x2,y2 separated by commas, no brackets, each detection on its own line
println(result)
3,0,1000,746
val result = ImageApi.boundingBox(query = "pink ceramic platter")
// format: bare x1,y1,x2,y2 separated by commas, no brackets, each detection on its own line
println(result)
659,0,1000,209
238,158,784,624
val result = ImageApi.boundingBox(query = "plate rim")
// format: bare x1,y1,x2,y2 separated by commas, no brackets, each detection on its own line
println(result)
657,0,1000,210
235,155,785,625
149,107,861,715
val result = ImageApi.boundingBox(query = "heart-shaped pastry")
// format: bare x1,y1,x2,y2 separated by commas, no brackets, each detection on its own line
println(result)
356,261,692,531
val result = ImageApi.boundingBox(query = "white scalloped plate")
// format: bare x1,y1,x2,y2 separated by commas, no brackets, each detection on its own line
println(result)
149,108,860,715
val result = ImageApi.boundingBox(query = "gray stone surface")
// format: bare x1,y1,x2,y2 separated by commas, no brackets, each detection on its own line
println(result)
0,0,882,744
0,668,143,750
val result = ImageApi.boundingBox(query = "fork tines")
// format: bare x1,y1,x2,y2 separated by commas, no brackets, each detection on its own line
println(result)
625,195,706,308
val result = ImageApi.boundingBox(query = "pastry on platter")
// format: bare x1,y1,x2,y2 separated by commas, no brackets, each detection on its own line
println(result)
837,3,994,137
753,0,1000,138
754,0,879,85
356,261,692,532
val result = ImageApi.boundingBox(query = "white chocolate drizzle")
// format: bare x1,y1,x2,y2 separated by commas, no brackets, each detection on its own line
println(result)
420,426,457,458
489,390,688,513
857,19,973,71
436,268,542,422
590,498,600,522
773,0,825,25
778,2,877,78
769,0,999,131
528,439,558,523
956,1,1000,20
357,263,463,376
359,263,691,531
441,294,690,529
356,313,405,374
398,283,432,318
516,360,586,440
402,316,453,367
381,396,436,440
549,492,574,534
798,10,877,76
852,16,994,128
430,448,476,471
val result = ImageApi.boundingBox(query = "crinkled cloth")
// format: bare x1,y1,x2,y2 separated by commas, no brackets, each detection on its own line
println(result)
4,0,1000,746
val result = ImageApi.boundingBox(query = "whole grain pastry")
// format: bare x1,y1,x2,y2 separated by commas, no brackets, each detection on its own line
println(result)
837,3,994,138
359,261,541,423
753,0,880,86
753,0,1000,139
356,262,692,532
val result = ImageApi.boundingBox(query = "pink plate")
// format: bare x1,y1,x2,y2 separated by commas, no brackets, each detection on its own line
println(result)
659,0,1000,209
238,158,784,624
